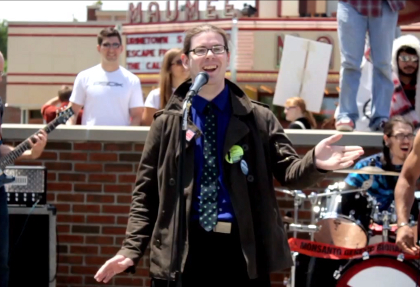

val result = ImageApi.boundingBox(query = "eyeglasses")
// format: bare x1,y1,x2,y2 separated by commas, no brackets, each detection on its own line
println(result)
188,45,228,56
399,55,419,62
171,59,183,66
391,133,415,141
102,43,121,49
284,106,297,111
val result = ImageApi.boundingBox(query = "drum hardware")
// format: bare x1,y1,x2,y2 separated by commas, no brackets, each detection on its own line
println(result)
283,251,299,287
333,251,370,281
362,251,369,260
307,187,366,200
349,210,356,220
290,251,298,287
379,211,392,242
288,223,320,233
397,253,405,262
333,268,342,280
333,260,353,280
275,188,306,238
371,200,399,242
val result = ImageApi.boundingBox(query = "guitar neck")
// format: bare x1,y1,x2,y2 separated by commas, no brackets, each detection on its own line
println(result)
0,119,61,170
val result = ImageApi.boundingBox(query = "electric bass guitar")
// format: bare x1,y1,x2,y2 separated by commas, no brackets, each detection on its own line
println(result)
0,106,74,186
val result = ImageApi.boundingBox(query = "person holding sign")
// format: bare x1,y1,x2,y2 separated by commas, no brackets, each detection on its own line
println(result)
94,24,364,287
142,48,189,126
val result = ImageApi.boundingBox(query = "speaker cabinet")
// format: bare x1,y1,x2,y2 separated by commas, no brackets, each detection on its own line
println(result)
8,205,56,287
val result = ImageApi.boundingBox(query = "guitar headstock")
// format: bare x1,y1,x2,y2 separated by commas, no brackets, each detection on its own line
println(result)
56,106,75,124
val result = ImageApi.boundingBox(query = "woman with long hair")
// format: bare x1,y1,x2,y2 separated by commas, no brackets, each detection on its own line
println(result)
142,48,189,125
284,97,317,129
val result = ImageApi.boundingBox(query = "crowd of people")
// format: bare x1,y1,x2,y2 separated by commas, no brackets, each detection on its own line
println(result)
1,0,420,286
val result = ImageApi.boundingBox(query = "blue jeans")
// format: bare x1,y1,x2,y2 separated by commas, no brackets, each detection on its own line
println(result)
337,1,398,129
0,187,8,287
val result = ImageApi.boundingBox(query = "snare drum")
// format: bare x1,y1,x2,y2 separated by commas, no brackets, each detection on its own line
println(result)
336,256,420,287
313,184,369,249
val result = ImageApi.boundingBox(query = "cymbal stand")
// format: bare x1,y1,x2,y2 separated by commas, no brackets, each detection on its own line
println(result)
309,191,318,241
382,211,391,242
275,189,305,287
292,190,305,238
307,188,366,199
274,188,306,238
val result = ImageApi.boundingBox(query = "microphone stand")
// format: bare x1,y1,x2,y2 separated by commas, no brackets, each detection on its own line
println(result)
173,90,195,287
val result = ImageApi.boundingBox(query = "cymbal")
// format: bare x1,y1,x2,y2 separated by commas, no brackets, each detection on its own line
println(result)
334,166,400,176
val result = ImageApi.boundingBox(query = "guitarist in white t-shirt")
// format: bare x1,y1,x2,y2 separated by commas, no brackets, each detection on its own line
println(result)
0,51,48,287
68,28,144,126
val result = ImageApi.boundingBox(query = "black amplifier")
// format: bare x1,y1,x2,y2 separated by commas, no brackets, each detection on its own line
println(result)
5,166,47,207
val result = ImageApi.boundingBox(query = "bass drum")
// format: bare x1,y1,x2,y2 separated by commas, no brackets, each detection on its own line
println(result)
336,256,420,287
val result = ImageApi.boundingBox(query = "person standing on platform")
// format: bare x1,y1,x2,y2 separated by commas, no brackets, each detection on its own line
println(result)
0,52,48,287
335,0,406,132
67,27,144,126
94,24,364,287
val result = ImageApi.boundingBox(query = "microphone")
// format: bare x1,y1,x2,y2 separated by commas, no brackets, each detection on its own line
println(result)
187,72,209,97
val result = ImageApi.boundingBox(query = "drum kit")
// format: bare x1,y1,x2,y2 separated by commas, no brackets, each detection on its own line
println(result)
278,163,420,287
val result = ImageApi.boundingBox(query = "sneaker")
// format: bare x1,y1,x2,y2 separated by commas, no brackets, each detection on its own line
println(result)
335,117,354,132
371,120,387,132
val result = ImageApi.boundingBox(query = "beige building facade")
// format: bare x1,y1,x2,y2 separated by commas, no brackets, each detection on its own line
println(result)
5,0,420,123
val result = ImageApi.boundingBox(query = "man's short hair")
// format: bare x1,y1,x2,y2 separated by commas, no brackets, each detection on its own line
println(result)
398,46,418,57
97,27,122,46
58,86,73,102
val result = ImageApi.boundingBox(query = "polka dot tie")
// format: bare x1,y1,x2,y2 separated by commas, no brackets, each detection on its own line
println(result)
199,103,219,232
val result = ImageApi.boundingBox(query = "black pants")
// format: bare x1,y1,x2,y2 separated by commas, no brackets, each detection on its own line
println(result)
152,221,271,287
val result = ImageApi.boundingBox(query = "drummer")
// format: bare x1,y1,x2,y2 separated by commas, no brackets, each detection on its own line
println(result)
341,115,417,229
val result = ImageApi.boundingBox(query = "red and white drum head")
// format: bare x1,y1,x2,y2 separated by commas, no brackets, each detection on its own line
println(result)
336,257,420,287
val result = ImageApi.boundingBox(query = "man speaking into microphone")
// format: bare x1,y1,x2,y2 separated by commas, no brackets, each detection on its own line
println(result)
94,24,364,287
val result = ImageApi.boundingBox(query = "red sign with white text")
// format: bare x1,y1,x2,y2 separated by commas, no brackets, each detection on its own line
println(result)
288,238,420,260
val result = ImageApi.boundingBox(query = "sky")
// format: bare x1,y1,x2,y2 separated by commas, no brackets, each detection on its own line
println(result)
0,1,256,23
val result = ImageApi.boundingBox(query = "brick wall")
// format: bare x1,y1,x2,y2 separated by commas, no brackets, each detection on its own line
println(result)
6,139,383,287
1,76,22,124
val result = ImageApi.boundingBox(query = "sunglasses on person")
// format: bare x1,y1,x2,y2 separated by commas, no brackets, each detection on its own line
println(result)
399,55,419,62
101,43,121,49
391,133,415,141
284,106,297,111
171,59,183,66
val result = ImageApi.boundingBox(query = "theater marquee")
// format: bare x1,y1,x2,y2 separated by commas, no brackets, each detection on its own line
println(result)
125,33,184,73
